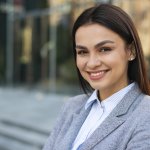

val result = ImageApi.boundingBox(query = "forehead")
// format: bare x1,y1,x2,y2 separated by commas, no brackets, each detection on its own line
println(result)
75,23,125,45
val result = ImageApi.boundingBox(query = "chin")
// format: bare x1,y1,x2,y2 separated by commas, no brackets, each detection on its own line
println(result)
90,84,105,91
89,81,110,91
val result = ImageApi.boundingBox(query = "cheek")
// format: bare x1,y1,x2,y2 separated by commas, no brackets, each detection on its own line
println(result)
110,55,129,72
76,59,82,70
76,58,85,70
107,51,128,65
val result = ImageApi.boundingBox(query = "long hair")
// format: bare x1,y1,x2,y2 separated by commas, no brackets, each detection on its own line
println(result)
72,4,150,95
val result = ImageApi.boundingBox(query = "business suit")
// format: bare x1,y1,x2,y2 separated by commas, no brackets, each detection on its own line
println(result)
43,84,150,150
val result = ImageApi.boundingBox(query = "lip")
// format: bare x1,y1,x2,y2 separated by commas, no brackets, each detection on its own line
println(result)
87,70,109,80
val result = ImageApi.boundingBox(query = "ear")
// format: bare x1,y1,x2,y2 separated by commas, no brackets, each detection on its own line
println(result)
127,42,136,61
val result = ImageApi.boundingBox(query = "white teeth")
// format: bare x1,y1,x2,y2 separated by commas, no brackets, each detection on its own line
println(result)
90,71,105,77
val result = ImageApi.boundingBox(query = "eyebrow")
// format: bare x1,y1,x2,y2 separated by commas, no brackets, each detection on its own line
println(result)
75,45,87,50
75,40,115,50
94,40,115,49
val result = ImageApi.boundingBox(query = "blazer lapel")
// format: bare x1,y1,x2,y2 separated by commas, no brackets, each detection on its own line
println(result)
81,84,143,150
56,103,92,150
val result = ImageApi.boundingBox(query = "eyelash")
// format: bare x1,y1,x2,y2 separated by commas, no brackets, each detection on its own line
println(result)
76,47,111,56
77,50,88,55
99,47,111,52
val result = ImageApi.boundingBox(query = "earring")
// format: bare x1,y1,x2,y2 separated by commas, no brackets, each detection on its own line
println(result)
130,57,134,61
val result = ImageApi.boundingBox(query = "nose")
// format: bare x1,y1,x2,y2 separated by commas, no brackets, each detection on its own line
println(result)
87,54,102,68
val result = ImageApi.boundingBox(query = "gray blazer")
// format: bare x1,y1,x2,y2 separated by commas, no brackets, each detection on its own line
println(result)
43,84,150,150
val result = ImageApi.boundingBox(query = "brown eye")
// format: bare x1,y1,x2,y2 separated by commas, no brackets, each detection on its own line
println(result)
100,47,111,52
77,50,88,56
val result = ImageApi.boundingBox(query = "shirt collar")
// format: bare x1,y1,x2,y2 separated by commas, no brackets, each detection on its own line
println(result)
85,82,135,111
85,90,99,110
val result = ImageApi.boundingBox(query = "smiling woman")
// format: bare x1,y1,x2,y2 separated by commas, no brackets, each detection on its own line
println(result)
43,4,150,150
75,24,131,100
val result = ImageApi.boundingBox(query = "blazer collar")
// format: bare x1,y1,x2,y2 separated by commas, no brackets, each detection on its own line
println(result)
81,84,144,150
55,100,92,150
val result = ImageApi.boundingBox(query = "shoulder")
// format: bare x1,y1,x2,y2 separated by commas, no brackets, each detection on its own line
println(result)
42,93,90,149
133,95,150,124
67,94,89,105
124,95,150,150
63,94,89,113
53,93,90,121
138,95,150,112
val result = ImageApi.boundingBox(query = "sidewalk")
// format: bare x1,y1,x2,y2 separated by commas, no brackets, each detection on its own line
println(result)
0,87,72,150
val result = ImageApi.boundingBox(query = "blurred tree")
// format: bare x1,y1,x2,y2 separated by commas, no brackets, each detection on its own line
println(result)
23,0,48,10
0,3,6,83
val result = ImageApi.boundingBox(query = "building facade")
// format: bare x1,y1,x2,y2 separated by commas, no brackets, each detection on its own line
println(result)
0,0,150,86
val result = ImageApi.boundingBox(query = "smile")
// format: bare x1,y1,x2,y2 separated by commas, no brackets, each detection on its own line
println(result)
88,70,109,80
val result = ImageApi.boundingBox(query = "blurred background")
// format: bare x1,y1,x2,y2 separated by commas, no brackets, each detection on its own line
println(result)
0,0,150,150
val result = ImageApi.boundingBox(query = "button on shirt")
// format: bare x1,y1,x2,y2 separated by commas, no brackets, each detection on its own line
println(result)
72,83,135,150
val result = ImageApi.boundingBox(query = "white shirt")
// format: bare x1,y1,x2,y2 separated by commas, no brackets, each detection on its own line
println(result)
72,83,135,150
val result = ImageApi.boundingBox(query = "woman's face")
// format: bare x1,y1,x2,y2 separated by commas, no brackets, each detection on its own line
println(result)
75,23,132,100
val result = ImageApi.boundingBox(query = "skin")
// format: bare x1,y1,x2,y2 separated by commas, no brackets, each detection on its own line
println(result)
75,23,134,100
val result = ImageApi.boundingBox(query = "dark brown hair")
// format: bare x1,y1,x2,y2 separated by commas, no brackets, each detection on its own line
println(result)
72,4,150,95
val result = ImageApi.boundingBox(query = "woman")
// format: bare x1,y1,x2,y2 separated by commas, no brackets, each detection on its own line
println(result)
43,4,150,150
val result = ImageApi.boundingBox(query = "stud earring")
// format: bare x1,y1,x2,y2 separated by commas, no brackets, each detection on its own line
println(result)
130,57,134,61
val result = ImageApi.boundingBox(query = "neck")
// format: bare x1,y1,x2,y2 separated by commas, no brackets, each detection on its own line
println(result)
98,82,130,101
